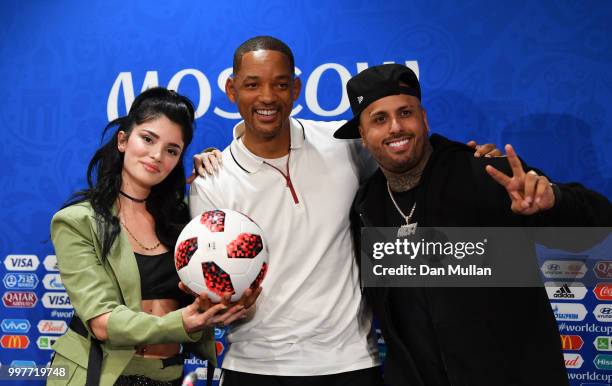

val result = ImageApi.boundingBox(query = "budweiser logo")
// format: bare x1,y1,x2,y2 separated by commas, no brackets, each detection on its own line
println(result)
563,353,584,369
37,320,68,334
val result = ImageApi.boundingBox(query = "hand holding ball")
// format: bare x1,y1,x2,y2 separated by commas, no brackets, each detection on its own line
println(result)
175,209,269,302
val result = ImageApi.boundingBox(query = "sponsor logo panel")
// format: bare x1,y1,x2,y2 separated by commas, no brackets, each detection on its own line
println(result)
545,282,587,300
37,320,68,334
215,341,225,356
42,274,64,290
41,292,72,309
10,360,36,367
593,283,612,301
594,336,612,351
593,354,612,370
36,335,58,350
2,291,38,308
2,273,39,290
594,261,612,279
1,319,31,334
552,303,587,321
0,334,30,349
560,335,584,350
214,327,225,340
541,260,587,279
43,255,59,271
3,255,40,271
564,353,584,369
594,305,612,323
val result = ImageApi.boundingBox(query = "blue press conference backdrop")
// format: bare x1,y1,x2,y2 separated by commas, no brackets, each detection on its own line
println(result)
1,1,611,385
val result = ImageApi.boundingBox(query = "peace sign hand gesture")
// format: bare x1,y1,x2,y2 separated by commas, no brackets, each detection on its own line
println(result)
485,144,555,215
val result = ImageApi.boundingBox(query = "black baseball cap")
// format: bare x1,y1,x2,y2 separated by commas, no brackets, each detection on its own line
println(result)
333,63,421,139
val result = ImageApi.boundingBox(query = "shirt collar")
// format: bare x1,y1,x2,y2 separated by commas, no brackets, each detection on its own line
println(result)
229,118,306,174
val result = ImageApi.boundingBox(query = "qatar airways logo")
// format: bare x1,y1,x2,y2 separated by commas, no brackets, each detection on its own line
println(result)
106,61,420,121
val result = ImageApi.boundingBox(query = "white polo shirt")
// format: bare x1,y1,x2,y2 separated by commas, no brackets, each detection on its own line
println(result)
189,118,379,376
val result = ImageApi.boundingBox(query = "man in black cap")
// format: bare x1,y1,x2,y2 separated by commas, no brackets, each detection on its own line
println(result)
336,63,612,386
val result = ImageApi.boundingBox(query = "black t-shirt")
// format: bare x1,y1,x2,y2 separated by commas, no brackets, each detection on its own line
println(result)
383,185,452,386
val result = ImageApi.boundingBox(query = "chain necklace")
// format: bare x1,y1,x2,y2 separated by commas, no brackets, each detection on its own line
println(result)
120,220,161,251
386,181,417,237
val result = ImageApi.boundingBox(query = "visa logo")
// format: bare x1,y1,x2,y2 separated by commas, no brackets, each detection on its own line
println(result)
3,255,40,271
1,319,31,333
41,292,72,309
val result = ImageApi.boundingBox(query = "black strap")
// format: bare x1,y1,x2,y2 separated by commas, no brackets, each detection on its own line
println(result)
160,352,188,368
206,363,215,386
69,317,102,386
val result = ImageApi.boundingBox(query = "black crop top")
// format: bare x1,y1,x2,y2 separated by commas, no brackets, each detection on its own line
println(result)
134,251,191,305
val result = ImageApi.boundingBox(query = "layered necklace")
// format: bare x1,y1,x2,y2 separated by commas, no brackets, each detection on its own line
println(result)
118,190,160,251
386,181,417,237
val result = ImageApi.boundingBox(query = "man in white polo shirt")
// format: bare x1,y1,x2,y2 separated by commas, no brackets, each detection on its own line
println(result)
190,36,381,386
190,36,497,386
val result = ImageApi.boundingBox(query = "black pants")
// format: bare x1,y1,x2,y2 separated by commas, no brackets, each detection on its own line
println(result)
221,367,384,386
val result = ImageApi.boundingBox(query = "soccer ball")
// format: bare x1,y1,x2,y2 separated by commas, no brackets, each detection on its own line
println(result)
175,209,269,302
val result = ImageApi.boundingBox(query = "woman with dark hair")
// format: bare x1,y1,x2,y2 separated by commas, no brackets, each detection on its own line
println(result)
48,87,246,386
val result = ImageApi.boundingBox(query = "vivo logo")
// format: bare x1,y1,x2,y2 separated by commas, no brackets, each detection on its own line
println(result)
41,292,72,309
3,255,40,271
106,61,420,121
1,319,31,334
43,274,64,290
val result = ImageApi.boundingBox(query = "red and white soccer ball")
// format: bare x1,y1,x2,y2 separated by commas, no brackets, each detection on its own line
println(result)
174,209,269,302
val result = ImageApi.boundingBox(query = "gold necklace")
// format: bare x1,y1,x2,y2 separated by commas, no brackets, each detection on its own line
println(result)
120,220,161,251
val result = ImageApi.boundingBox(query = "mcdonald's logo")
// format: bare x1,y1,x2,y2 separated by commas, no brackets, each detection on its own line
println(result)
560,334,584,350
0,334,30,349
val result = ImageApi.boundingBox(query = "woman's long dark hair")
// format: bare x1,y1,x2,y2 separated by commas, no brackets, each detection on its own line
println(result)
64,87,196,259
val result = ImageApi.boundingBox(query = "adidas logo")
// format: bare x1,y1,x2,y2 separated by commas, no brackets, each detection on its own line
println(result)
554,284,575,298
357,96,364,104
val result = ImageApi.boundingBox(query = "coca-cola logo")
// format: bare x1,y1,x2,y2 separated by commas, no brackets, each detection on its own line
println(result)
2,291,38,308
594,283,612,301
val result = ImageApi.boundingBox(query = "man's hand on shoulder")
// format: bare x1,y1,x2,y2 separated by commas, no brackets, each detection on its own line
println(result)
466,140,503,158
187,148,223,184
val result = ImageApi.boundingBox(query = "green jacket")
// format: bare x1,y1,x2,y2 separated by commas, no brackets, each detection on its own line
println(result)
48,202,216,386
